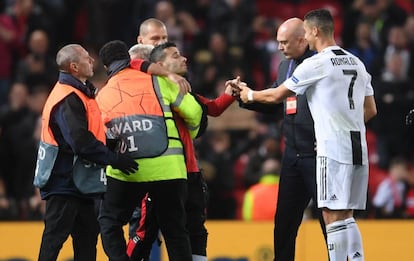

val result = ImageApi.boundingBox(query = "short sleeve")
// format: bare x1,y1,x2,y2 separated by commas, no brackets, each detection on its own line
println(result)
284,57,326,95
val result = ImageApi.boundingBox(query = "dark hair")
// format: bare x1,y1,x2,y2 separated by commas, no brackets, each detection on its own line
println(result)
149,42,177,63
99,40,130,67
304,9,334,36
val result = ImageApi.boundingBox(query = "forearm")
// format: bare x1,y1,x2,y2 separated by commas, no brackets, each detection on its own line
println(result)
147,63,171,77
239,100,283,114
249,88,287,104
197,93,235,117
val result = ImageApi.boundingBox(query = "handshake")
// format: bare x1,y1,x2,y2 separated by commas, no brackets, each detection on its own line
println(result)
225,76,253,103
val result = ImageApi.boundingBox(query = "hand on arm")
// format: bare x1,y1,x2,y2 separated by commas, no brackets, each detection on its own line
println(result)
167,73,191,94
147,63,191,94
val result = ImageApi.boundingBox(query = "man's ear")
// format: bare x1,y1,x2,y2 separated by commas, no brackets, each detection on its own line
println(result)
312,26,319,37
137,36,143,44
69,62,78,73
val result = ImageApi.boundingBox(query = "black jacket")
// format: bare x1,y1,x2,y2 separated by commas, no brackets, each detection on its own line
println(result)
41,72,117,199
241,49,316,157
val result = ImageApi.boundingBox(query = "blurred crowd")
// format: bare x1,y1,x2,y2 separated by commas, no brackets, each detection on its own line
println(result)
1,0,414,221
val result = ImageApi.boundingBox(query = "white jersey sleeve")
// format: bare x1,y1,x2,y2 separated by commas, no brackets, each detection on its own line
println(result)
284,46,374,165
284,56,327,95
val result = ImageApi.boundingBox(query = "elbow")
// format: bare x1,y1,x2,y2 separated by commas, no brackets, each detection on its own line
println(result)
208,113,220,117
208,111,222,117
207,107,221,117
372,107,378,118
365,107,377,122
369,104,378,119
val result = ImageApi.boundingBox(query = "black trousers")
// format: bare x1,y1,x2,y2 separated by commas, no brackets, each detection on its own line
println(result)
38,195,99,261
185,172,208,256
99,176,192,261
128,172,209,260
274,150,327,261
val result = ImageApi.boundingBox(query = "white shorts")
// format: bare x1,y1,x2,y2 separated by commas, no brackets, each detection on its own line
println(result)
316,156,368,210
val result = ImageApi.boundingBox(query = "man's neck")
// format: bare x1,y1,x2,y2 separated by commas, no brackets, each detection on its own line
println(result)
316,38,336,52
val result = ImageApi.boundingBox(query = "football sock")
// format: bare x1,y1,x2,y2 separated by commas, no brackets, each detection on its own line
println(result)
345,217,364,260
326,220,348,261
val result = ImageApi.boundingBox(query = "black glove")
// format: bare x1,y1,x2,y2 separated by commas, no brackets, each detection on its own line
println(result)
111,154,139,175
406,109,414,125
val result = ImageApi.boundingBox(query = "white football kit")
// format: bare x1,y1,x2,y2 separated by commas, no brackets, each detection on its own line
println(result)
284,46,374,210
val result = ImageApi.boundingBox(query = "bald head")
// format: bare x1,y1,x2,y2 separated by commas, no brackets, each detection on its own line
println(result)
276,18,308,59
137,18,168,46
278,18,305,39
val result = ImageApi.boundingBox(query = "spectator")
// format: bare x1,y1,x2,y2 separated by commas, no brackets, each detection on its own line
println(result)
381,26,412,82
372,77,414,169
347,18,380,75
0,81,30,219
243,134,281,188
0,2,19,106
192,32,243,97
6,0,54,58
242,157,280,221
200,130,237,219
208,0,257,68
402,168,414,218
372,157,408,218
154,1,184,51
15,29,58,88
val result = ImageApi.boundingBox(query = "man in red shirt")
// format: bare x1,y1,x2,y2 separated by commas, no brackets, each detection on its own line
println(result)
127,39,236,261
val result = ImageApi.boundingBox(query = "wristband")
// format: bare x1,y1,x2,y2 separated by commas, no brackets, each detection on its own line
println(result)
247,90,254,102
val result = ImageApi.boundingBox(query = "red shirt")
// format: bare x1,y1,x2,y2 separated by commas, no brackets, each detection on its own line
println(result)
177,93,235,172
130,58,236,172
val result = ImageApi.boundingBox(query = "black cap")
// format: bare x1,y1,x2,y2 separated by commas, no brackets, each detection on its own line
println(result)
99,40,130,67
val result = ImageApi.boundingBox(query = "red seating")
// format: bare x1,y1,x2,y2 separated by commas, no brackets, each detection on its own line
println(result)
395,0,413,14
256,1,295,21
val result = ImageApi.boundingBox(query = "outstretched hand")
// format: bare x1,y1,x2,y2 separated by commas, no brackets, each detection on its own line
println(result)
226,76,241,97
226,76,252,103
168,73,191,94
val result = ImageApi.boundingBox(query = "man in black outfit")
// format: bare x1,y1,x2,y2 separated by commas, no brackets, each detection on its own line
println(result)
240,18,327,261
35,44,138,261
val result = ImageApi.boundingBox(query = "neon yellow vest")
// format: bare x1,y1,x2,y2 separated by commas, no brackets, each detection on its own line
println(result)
96,68,203,182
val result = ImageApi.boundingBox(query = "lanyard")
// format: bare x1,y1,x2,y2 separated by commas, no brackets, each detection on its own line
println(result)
286,60,294,79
